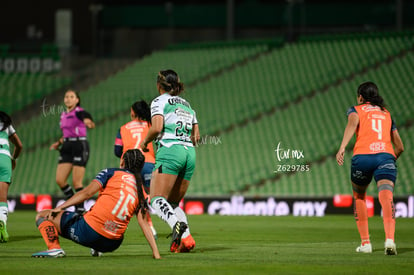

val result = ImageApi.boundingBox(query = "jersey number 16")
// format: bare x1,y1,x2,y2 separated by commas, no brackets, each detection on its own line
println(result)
112,190,136,221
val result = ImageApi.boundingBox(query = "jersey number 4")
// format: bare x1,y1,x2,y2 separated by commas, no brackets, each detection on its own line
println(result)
371,119,382,140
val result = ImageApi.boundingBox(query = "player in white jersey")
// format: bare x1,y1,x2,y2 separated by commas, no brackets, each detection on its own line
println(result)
140,69,200,253
0,111,23,242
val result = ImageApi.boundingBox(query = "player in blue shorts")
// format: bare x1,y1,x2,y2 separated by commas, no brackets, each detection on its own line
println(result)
32,149,160,259
336,82,404,255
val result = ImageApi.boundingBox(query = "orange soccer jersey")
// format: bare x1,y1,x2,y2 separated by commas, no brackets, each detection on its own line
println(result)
351,103,396,157
84,168,140,239
116,120,155,163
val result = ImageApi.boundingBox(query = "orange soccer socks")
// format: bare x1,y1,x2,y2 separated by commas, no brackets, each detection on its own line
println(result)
353,191,370,244
378,189,395,241
38,220,61,250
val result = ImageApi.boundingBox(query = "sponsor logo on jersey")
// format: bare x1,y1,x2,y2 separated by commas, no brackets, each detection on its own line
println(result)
168,97,190,107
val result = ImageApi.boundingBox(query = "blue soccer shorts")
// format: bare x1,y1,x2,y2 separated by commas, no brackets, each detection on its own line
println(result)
350,153,397,186
59,211,123,252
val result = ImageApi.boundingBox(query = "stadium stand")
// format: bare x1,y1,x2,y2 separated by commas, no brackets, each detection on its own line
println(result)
0,42,71,115
239,52,414,197
185,33,414,135
8,32,414,198
9,45,269,195
15,45,267,150
0,73,72,115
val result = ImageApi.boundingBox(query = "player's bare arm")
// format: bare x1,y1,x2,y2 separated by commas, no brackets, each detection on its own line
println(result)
54,180,101,211
191,123,200,146
336,112,359,165
136,209,161,259
141,115,163,152
391,129,404,159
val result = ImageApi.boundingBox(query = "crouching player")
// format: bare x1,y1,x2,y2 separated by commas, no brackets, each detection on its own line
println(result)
32,149,160,259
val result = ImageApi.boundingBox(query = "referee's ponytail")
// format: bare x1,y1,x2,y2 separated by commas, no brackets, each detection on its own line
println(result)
122,149,148,216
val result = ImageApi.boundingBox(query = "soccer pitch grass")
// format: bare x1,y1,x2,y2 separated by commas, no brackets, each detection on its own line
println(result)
1,211,414,274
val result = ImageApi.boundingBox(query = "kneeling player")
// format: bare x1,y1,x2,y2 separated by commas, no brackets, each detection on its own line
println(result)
32,149,160,259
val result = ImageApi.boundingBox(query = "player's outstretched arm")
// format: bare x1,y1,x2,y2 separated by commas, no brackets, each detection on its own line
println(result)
136,209,161,259
84,118,95,129
54,180,101,211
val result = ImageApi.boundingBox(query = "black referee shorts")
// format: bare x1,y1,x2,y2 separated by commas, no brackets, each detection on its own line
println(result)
58,138,90,167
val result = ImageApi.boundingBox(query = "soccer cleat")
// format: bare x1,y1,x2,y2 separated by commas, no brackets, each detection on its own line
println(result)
170,222,187,252
0,220,9,243
384,239,397,255
176,234,195,253
356,243,372,253
90,248,103,257
32,248,66,258
150,225,158,240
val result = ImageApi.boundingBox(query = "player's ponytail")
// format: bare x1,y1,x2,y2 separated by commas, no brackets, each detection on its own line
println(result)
357,81,386,110
157,69,184,96
122,149,149,216
0,111,12,131
131,100,151,123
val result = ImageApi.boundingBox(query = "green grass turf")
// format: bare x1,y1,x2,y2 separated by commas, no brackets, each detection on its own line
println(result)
1,211,414,274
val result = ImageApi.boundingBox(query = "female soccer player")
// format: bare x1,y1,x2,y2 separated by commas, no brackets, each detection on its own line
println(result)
336,81,404,255
32,149,161,259
114,100,157,239
0,111,23,242
50,90,95,213
140,69,200,253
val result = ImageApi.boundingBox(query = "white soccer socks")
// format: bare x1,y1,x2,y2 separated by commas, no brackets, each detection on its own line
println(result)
173,205,191,239
0,203,8,223
151,196,178,229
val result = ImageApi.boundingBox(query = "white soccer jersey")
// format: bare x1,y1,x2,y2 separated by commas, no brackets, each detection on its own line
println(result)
0,123,15,157
151,93,198,148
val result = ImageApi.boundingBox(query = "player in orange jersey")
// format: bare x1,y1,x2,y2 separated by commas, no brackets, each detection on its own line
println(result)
114,100,157,239
32,149,160,259
336,81,404,255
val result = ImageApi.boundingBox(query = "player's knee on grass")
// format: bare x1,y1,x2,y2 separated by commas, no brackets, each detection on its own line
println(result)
35,217,46,227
